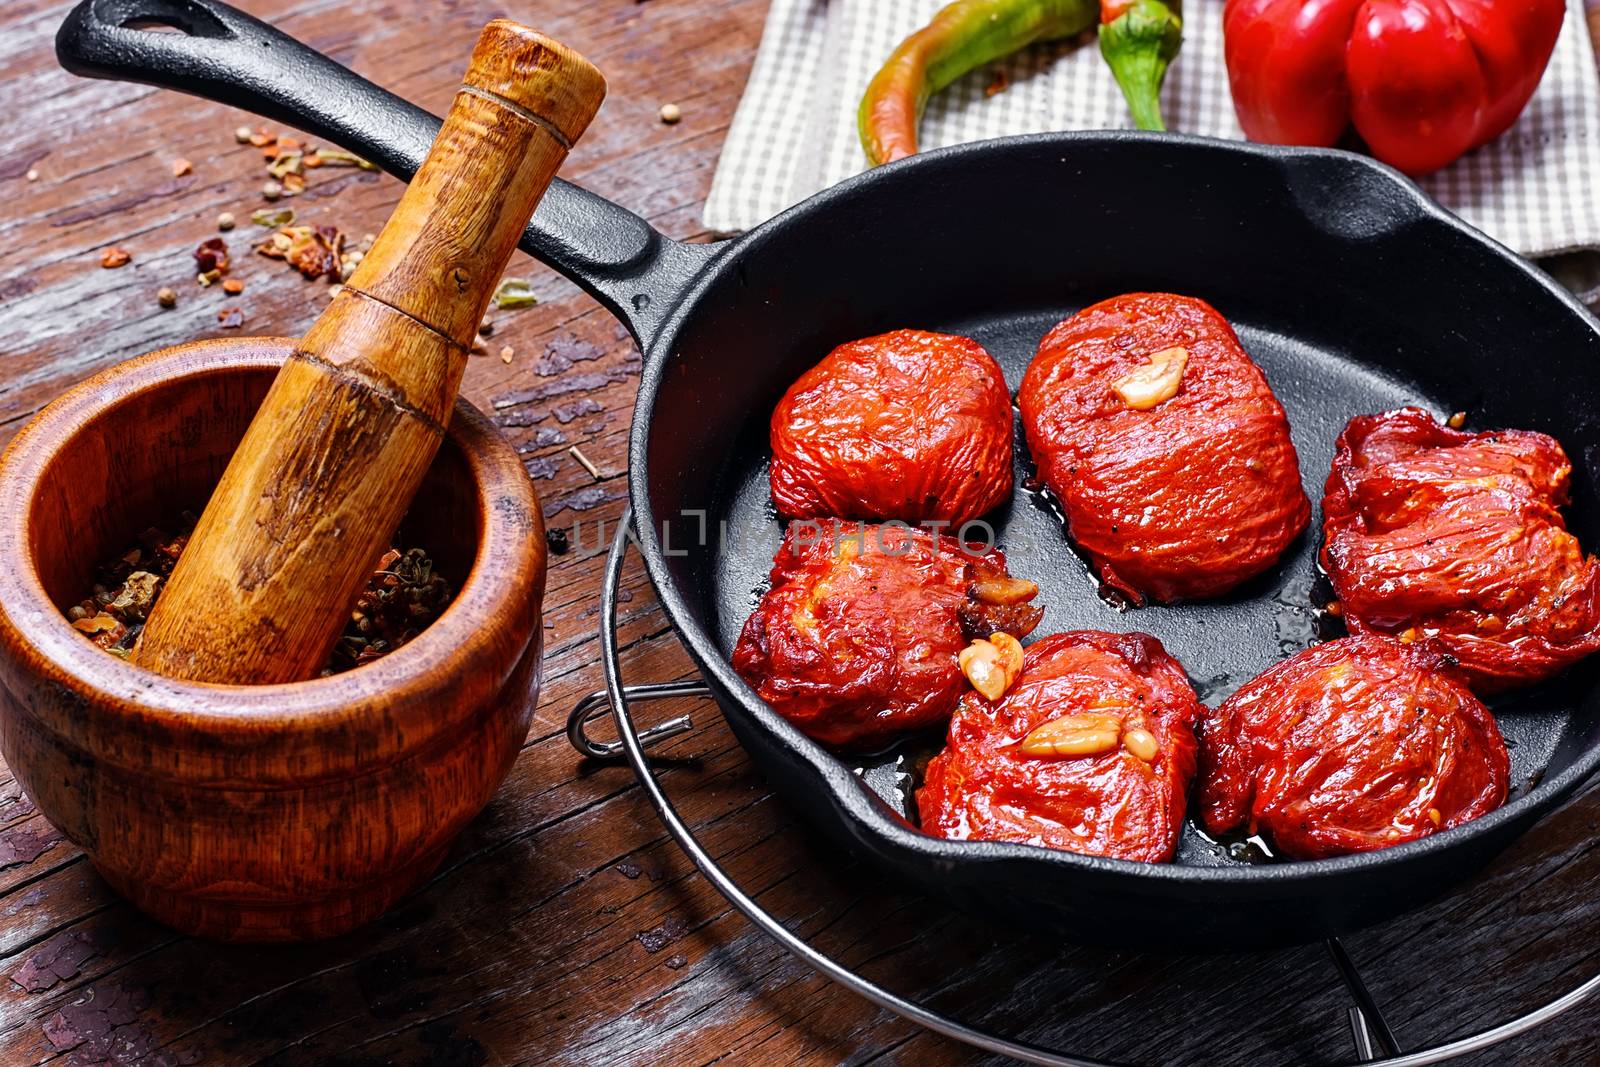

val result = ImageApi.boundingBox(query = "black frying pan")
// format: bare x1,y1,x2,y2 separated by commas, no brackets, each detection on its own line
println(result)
58,0,1600,950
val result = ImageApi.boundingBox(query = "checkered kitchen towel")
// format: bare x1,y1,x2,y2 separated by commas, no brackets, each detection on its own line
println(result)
704,0,1600,261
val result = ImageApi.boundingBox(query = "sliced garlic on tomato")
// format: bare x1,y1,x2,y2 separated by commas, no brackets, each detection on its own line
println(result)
1112,346,1188,410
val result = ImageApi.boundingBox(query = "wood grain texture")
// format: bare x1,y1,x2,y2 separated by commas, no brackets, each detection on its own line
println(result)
0,0,1599,1062
137,21,602,684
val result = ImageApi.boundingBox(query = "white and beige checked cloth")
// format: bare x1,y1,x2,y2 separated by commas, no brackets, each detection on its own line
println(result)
704,0,1600,263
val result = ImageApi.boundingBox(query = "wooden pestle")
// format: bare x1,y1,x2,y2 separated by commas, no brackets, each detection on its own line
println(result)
136,21,605,684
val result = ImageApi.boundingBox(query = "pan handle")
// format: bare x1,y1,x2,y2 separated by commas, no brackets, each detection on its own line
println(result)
54,0,717,348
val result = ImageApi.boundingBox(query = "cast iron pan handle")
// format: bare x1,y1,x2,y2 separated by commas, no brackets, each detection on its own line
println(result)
55,0,715,347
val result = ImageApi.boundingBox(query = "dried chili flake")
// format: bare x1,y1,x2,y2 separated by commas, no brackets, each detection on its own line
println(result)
281,173,307,196
171,158,193,177
194,236,230,274
218,307,244,328
100,247,131,268
257,224,345,281
222,278,244,295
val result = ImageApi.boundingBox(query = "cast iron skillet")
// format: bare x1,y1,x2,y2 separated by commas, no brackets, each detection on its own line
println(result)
59,0,1600,949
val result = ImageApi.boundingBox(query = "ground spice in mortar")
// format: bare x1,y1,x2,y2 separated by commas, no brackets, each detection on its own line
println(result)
66,518,453,675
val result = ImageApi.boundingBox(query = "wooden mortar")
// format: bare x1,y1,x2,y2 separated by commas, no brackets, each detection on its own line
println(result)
0,340,545,940
137,20,603,683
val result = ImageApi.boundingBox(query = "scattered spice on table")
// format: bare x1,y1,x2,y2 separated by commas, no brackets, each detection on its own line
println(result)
500,345,515,364
492,277,538,309
195,236,232,287
257,224,344,280
100,247,130,268
217,211,235,231
659,103,682,124
171,158,193,177
68,524,452,675
234,125,253,144
255,224,372,283
217,307,244,328
546,527,570,555
222,278,244,295
251,208,295,228
569,445,603,480
156,286,177,309
25,168,38,182
239,126,374,202
194,236,230,276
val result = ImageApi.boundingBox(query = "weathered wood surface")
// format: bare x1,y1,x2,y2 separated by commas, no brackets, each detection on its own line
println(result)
2,0,1599,1063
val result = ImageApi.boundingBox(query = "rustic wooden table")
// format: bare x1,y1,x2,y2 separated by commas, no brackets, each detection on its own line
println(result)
4,0,1600,1063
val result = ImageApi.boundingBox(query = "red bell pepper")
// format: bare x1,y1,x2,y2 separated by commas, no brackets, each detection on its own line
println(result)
1222,0,1566,175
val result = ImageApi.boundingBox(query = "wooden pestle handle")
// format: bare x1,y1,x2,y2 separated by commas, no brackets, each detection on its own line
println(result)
136,21,605,684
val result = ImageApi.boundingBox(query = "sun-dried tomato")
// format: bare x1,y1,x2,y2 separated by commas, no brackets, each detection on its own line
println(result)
732,521,1042,749
769,330,1014,526
1322,407,1600,691
1019,293,1309,603
1198,634,1508,858
919,630,1200,862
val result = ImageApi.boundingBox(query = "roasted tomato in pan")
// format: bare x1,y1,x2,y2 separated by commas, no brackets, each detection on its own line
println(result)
1322,407,1600,692
1198,635,1509,859
1019,293,1310,603
769,329,1014,526
732,521,1044,749
918,631,1201,863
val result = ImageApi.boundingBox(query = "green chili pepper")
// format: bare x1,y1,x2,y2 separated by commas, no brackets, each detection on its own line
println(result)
858,0,1097,167
857,0,1182,166
1099,0,1183,131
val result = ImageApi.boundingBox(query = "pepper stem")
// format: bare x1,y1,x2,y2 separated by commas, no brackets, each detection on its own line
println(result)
1099,0,1182,132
